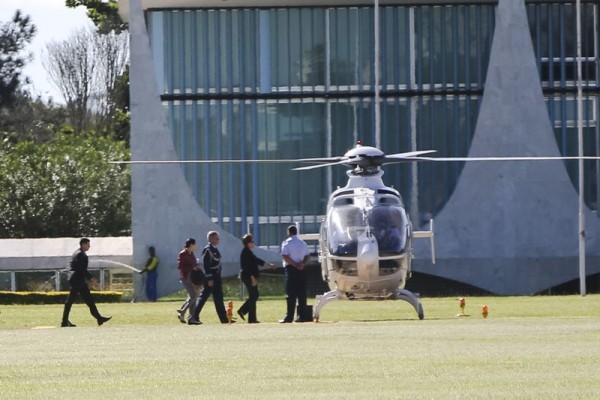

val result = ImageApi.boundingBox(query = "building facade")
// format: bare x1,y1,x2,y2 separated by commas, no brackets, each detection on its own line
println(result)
119,0,600,296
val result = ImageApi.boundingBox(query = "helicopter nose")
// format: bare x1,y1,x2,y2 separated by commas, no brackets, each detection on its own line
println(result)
357,236,379,283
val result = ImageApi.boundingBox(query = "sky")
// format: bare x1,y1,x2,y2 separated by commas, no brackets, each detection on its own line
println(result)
0,0,91,103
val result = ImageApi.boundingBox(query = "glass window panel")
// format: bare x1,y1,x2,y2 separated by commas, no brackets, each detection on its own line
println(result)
527,3,598,84
415,5,493,88
381,7,410,88
329,7,372,88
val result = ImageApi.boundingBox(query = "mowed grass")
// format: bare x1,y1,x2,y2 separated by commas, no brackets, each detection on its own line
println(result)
1,295,600,399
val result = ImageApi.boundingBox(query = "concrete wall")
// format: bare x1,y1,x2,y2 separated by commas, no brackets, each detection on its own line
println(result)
128,0,280,300
412,0,600,294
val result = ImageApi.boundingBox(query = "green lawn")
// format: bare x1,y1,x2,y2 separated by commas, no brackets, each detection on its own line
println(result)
1,295,599,399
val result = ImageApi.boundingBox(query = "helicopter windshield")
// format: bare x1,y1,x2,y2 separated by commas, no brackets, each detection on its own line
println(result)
328,206,364,256
328,205,408,256
368,206,408,255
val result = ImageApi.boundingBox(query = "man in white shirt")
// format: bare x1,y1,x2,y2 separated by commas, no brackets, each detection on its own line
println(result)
280,225,310,323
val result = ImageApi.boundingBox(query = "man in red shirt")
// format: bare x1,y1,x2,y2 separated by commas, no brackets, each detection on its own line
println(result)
177,238,201,325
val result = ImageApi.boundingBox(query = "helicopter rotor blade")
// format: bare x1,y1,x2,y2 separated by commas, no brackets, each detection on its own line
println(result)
292,159,352,171
411,156,600,162
385,150,437,159
111,151,600,167
381,150,438,165
110,158,335,165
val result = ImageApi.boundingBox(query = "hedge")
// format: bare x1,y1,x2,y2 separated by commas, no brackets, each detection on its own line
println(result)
0,291,123,305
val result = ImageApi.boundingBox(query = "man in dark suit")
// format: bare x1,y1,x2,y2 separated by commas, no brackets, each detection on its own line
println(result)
192,231,231,324
61,238,111,327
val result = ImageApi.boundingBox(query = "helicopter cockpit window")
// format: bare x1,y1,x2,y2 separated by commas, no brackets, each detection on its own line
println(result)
379,197,400,205
333,197,354,207
368,206,408,255
328,206,363,256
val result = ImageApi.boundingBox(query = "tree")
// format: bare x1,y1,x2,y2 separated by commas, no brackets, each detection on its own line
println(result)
65,0,126,34
0,129,131,238
93,29,130,136
43,26,129,135
44,27,95,133
64,0,130,141
0,10,36,107
0,92,68,143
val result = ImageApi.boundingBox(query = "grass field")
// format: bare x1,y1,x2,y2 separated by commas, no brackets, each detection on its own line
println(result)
1,295,599,399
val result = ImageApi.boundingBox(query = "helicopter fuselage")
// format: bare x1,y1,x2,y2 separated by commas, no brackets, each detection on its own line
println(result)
318,170,413,299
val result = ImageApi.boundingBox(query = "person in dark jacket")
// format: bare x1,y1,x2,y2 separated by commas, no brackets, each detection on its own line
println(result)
192,231,230,324
61,238,112,327
237,234,276,323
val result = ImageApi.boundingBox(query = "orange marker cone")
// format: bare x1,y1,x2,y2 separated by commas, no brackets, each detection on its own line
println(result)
482,305,489,319
227,300,234,324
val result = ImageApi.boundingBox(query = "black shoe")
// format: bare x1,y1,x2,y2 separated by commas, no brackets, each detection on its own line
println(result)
248,320,260,324
237,310,245,321
278,319,293,323
97,316,112,326
61,321,76,327
177,311,186,324
187,319,202,325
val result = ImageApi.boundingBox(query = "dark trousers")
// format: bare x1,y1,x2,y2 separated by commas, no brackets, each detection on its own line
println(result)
194,274,227,323
239,276,259,322
62,280,102,322
284,267,307,321
145,271,158,302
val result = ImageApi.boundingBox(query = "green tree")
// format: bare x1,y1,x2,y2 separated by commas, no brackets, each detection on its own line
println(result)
0,10,36,107
0,92,68,143
0,129,130,238
65,0,126,34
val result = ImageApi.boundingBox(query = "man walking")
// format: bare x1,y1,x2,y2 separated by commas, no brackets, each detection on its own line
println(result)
279,225,310,323
178,238,201,324
61,238,112,327
192,231,230,324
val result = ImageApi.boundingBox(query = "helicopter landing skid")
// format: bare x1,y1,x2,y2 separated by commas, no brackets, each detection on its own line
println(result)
313,290,341,322
313,288,425,321
393,288,424,320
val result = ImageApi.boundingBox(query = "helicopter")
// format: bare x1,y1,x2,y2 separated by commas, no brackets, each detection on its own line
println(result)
115,142,600,321
291,143,437,321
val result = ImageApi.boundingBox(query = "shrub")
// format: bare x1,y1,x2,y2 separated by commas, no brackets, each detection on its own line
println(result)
0,290,123,304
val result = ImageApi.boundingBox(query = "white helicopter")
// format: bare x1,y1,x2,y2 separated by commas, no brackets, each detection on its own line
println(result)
117,142,599,321
292,142,436,321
